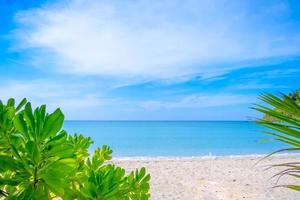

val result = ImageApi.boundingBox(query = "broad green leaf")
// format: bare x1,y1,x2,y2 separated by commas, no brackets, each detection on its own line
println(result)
25,141,41,164
47,131,67,145
23,103,36,139
14,114,29,139
42,108,64,139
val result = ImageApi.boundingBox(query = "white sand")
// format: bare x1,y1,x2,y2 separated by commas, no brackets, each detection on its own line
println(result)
113,155,300,200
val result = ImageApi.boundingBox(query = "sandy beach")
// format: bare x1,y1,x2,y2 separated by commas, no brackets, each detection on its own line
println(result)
113,155,300,200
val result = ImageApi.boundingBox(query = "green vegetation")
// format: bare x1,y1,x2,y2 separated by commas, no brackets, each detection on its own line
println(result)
0,98,150,199
254,92,300,191
263,89,300,122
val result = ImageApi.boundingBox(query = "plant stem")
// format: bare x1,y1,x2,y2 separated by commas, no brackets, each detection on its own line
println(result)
34,167,38,189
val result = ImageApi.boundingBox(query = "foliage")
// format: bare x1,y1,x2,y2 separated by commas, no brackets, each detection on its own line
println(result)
0,98,150,199
254,92,300,191
263,89,300,122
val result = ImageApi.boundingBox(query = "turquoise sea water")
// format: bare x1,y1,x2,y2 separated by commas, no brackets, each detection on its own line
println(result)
63,121,288,157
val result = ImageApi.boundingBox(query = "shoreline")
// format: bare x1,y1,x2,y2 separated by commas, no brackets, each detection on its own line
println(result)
112,152,300,161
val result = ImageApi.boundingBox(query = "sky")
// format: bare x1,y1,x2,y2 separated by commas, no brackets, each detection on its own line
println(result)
0,0,300,120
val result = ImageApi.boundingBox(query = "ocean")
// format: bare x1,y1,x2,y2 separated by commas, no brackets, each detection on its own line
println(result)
63,121,287,157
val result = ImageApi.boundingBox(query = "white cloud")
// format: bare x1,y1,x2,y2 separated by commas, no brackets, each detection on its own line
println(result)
0,79,256,119
140,94,254,110
0,80,104,118
12,0,300,81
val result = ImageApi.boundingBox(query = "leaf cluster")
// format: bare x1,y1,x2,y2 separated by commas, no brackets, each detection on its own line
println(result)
0,98,150,199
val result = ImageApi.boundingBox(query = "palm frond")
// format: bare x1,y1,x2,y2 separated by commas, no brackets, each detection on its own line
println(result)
254,92,300,191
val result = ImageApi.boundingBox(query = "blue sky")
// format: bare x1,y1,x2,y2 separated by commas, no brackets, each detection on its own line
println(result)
0,0,300,120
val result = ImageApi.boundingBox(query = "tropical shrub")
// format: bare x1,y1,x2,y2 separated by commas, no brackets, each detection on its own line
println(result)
254,92,300,191
0,98,150,199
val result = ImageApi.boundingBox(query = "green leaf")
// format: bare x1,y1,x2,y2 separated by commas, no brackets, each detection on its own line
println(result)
23,103,36,139
16,98,27,112
287,185,300,191
7,98,15,107
14,114,29,139
47,131,67,145
25,141,41,164
42,108,64,139
47,143,74,158
0,155,20,172
0,178,19,186
254,92,300,193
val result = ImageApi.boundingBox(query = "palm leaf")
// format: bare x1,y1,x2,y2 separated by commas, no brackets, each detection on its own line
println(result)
254,92,300,191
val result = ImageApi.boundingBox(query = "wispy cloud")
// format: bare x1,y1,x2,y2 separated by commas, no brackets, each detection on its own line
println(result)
140,94,254,110
245,67,300,79
12,0,300,81
0,78,255,119
2,0,299,120
232,82,278,90
0,80,104,118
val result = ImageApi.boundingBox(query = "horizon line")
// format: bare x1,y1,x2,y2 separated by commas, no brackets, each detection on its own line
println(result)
64,119,254,122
